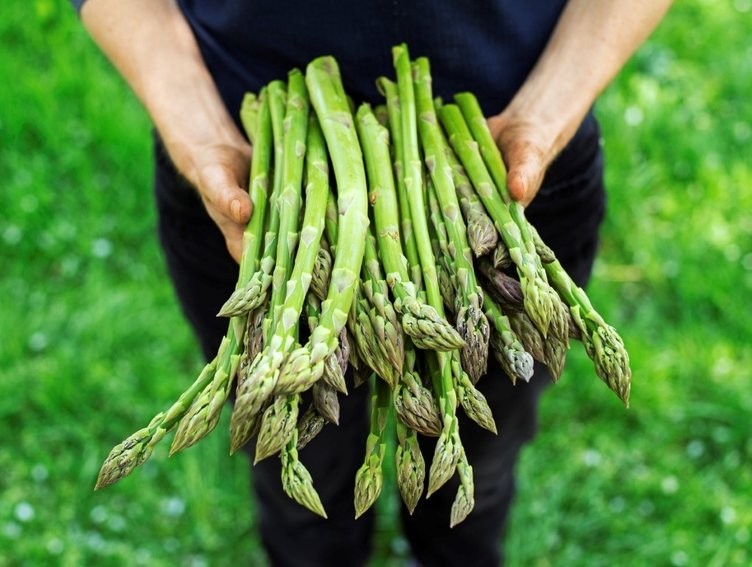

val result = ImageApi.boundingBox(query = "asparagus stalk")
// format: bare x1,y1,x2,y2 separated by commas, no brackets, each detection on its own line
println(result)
484,295,535,385
353,377,389,518
95,355,218,489
395,420,426,515
319,187,353,393
393,46,443,333
170,336,241,454
425,173,457,313
268,69,309,332
348,284,386,382
437,113,498,257
455,93,572,342
530,226,631,405
280,428,327,518
170,88,274,454
239,92,259,144
449,447,475,528
376,77,422,289
230,90,324,455
355,102,463,352
218,82,286,317
306,293,349,394
414,57,490,383
360,227,404,383
424,353,462,498
392,346,442,437
437,103,569,344
352,106,444,427
289,298,343,457
273,56,370,395
454,92,508,200
393,43,462,497
451,351,497,434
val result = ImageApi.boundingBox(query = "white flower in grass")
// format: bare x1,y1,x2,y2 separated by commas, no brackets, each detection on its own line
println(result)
91,237,113,258
720,506,737,525
582,449,602,468
14,502,35,523
660,475,679,495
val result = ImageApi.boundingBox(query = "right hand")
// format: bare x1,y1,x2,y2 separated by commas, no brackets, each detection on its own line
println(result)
80,0,254,262
186,141,253,262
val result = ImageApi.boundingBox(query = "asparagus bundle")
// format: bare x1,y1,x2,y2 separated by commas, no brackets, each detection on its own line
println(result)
96,45,631,528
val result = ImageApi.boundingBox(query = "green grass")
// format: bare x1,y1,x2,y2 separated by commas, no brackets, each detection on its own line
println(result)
1,1,750,565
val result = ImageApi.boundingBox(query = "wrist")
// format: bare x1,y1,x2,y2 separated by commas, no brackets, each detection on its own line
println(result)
153,76,249,187
138,16,248,185
82,0,249,186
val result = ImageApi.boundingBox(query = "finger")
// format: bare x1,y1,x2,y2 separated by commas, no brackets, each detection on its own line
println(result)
204,203,246,263
199,163,252,225
502,141,547,206
224,226,245,263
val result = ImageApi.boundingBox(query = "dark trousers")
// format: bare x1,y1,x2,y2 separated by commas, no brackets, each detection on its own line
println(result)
153,114,605,566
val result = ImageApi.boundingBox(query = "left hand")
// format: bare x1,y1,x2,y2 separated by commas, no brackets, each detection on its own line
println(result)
486,0,673,207
487,111,558,207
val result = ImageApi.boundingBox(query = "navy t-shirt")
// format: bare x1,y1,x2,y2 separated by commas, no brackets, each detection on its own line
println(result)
72,0,599,185
175,0,567,117
72,0,578,116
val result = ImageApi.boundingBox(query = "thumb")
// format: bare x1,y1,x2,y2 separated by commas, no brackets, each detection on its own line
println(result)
503,143,547,206
199,162,252,224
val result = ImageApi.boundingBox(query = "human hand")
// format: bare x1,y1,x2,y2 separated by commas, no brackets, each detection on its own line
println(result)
185,142,253,262
81,0,254,262
486,111,558,207
486,0,673,207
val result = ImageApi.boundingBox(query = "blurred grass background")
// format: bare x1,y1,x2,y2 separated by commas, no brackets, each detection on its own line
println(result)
1,1,750,565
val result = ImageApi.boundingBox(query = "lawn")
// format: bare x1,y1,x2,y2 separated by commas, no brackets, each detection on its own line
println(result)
1,1,750,566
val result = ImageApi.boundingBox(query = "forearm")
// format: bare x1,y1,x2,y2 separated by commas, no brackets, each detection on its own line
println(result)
80,0,247,185
488,0,672,203
506,0,673,159
80,0,252,260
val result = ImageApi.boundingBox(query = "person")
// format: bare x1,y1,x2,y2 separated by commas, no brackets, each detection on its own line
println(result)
71,1,672,565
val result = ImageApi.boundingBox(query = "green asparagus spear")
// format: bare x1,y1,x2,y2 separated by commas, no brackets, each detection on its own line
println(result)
414,58,489,383
230,86,324,455
280,429,327,518
394,43,462,497
530,226,631,405
218,82,286,317
437,103,568,344
273,56,370,395
355,102,463,352
170,88,274,454
484,295,535,385
94,356,218,489
395,420,426,515
449,447,475,528
353,377,389,518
